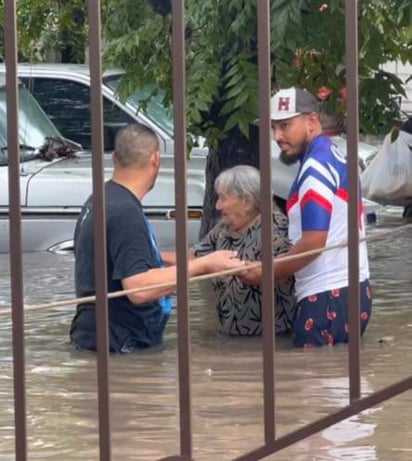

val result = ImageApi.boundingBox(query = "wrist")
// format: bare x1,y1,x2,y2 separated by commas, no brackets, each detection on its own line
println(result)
189,257,207,276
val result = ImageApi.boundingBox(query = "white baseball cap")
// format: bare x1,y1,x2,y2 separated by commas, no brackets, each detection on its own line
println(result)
270,87,319,121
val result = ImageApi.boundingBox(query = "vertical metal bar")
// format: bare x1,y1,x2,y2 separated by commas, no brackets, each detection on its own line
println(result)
345,0,361,402
257,0,275,443
87,1,112,459
4,1,27,459
171,0,192,458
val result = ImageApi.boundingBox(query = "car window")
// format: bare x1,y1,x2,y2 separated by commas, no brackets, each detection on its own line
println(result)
0,79,63,163
21,77,135,150
103,75,174,138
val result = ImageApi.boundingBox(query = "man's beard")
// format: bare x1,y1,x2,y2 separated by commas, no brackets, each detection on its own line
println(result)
279,138,308,165
279,151,301,165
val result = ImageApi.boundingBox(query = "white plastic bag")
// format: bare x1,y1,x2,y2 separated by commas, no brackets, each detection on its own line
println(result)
361,130,412,206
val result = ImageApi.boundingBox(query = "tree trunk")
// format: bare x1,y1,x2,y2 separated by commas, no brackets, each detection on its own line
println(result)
199,125,260,239
60,1,86,64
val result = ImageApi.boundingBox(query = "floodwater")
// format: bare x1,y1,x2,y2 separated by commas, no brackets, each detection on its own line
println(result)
0,208,411,461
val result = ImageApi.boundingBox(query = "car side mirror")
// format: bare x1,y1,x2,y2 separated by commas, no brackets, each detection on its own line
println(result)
103,122,128,151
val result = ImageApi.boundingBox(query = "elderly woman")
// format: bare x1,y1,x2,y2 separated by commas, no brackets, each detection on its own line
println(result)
193,165,296,336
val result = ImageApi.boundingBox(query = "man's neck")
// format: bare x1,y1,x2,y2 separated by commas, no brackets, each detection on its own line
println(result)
305,129,324,151
308,128,323,144
300,130,324,163
112,169,152,201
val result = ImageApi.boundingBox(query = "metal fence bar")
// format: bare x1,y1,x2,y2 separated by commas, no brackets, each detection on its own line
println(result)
87,1,112,460
257,0,276,444
233,375,412,461
171,1,192,459
345,0,361,402
4,1,27,459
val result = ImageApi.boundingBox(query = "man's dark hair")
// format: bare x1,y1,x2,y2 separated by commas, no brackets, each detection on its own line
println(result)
114,123,159,168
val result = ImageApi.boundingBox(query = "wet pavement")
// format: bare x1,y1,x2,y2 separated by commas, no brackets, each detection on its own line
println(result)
0,208,411,460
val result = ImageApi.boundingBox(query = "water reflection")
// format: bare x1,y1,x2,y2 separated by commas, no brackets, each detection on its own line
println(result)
0,208,411,460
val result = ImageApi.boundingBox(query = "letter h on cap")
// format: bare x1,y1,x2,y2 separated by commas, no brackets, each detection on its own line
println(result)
278,97,290,111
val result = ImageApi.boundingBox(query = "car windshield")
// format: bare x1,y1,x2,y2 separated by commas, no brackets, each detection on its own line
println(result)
0,77,62,164
103,74,174,137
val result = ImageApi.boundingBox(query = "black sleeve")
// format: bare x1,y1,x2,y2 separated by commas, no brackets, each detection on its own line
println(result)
108,207,154,282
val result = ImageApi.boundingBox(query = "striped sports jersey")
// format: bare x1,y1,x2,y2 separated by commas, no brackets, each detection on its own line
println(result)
286,135,369,301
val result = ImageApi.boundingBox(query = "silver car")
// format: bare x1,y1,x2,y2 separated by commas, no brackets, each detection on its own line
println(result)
0,76,205,252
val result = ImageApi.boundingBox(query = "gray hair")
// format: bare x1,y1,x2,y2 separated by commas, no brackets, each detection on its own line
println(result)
215,165,261,213
114,123,159,168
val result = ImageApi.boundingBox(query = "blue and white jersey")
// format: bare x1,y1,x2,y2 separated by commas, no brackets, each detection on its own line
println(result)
286,135,369,301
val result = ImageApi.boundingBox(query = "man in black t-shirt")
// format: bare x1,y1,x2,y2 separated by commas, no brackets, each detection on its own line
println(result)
70,123,244,353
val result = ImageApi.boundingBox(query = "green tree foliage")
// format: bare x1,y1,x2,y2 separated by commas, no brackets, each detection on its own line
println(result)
1,1,410,134
1,0,411,232
103,0,264,148
103,0,412,140
275,0,412,134
102,0,412,234
0,0,86,63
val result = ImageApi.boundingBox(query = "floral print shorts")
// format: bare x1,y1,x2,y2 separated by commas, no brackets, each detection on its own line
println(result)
293,280,372,347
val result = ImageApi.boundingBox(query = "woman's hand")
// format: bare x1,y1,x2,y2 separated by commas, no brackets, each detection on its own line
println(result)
200,250,245,274
238,263,262,285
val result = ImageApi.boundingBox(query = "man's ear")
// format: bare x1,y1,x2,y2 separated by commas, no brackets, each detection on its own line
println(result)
153,149,161,167
308,112,320,124
307,112,321,131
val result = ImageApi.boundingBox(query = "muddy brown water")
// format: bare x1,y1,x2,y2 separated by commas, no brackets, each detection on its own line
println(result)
0,208,411,460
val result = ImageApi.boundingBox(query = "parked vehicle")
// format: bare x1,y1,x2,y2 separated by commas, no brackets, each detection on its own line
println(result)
0,75,204,252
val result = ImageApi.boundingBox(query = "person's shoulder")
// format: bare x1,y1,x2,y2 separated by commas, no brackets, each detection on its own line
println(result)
212,220,228,235
106,186,145,228
200,220,227,244
305,135,346,183
308,135,338,161
106,182,142,211
106,180,138,200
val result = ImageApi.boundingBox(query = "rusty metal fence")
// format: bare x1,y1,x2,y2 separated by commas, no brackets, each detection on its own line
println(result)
3,0,412,460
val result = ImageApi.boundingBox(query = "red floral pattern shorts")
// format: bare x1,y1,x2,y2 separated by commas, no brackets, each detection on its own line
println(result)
293,280,372,347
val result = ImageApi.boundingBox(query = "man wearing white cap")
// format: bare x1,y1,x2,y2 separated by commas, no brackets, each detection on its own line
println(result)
242,87,372,347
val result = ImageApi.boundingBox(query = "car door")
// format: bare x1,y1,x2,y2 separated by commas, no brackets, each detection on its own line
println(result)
0,76,79,252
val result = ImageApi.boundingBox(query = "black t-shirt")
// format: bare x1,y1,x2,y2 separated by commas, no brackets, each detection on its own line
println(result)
70,180,169,353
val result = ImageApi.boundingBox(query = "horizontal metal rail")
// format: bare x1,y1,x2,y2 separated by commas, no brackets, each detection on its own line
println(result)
233,375,412,461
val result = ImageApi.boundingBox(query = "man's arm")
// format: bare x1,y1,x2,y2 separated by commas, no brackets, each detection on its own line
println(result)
273,230,328,279
160,250,195,266
239,230,327,285
122,250,244,305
